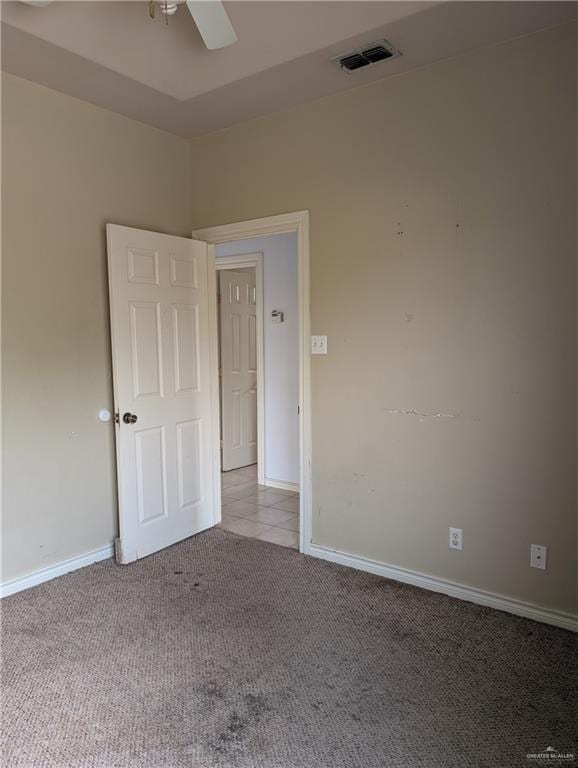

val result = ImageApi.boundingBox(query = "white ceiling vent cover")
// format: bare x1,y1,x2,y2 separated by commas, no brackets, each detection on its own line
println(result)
333,39,401,73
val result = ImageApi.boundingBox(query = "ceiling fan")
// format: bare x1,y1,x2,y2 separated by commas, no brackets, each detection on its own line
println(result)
19,1,238,50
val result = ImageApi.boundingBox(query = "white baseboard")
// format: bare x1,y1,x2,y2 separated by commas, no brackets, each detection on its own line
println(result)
3,537,573,632
265,477,300,493
306,543,577,633
0,543,114,598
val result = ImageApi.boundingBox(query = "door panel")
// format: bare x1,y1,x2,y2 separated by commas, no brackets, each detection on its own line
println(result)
107,224,216,563
245,388,258,446
176,419,202,510
128,247,159,285
130,302,163,398
173,304,199,393
248,315,257,372
219,269,258,470
135,426,167,525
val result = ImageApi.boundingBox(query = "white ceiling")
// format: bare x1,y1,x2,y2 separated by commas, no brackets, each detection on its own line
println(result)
1,1,576,136
2,1,437,101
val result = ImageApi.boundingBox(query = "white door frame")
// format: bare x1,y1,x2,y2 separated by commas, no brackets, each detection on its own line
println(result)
193,211,311,554
215,253,265,485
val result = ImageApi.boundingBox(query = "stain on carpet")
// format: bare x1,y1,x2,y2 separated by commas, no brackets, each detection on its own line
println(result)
1,528,575,768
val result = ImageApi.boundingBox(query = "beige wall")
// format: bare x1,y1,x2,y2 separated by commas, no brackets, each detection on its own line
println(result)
189,23,577,615
1,74,191,582
2,24,576,617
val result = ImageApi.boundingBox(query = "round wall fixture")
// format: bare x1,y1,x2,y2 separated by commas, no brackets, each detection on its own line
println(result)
98,409,112,423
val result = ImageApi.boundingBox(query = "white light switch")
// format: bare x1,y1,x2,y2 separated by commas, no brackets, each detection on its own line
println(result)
311,335,328,355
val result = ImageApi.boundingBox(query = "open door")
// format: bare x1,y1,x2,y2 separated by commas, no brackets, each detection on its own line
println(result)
107,225,218,563
219,269,258,471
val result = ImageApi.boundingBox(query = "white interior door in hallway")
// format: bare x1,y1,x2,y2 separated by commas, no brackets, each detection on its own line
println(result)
107,224,218,563
219,269,258,471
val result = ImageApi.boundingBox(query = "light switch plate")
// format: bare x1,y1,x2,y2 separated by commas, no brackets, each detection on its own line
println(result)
311,335,328,355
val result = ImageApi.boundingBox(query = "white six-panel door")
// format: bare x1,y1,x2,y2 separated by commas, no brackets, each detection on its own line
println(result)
219,269,258,471
107,225,217,563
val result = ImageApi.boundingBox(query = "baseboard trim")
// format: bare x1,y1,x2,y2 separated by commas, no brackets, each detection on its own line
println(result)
0,543,114,598
265,478,300,493
306,543,577,633
3,539,573,632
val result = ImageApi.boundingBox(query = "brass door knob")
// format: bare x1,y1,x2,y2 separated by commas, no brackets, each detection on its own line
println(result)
122,412,138,424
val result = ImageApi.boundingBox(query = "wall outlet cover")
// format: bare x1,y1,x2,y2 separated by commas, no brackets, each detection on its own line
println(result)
449,527,463,550
530,544,547,570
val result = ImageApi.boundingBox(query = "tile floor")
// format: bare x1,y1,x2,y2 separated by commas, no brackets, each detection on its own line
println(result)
219,464,299,549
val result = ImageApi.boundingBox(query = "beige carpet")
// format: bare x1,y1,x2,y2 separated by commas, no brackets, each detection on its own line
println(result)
1,529,575,767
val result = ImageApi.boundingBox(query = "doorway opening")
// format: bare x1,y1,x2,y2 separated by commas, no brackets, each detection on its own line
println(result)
106,212,309,565
214,234,300,549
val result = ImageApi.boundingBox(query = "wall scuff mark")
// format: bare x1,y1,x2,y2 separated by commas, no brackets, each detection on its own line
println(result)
383,408,479,423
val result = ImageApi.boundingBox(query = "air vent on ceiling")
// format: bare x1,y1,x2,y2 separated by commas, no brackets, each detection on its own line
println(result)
333,39,400,74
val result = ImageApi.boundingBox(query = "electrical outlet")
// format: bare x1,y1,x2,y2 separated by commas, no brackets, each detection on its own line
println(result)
449,527,463,551
530,544,547,570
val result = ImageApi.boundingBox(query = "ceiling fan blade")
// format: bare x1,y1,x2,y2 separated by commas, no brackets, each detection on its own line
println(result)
19,1,53,5
186,1,237,50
